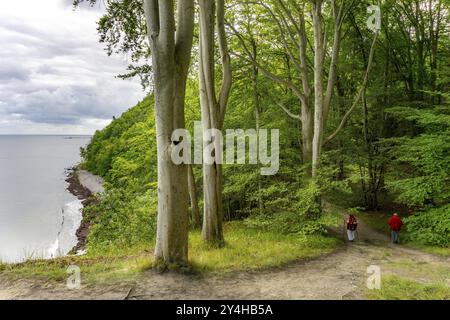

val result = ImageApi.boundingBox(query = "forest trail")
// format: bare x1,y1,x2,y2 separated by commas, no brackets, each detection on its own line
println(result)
0,219,448,300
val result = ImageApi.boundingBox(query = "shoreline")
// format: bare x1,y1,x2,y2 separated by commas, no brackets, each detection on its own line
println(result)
65,167,104,253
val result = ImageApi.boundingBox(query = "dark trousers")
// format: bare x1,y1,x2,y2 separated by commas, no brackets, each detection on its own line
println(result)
391,230,400,243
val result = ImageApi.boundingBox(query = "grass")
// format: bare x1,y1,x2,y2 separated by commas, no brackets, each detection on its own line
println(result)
358,211,450,257
368,275,450,300
189,221,341,272
0,251,153,283
0,221,342,283
403,243,450,257
387,259,450,284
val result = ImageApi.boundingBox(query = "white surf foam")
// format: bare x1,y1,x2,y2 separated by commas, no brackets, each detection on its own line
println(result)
47,199,83,259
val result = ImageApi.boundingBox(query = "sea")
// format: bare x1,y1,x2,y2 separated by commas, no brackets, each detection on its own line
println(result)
0,135,91,263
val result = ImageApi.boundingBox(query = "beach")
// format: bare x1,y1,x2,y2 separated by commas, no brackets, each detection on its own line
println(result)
66,168,104,253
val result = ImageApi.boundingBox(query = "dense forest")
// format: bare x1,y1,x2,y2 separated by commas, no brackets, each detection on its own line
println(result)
77,0,449,267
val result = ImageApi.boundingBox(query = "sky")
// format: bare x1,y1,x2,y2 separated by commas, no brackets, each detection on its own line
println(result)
0,0,146,135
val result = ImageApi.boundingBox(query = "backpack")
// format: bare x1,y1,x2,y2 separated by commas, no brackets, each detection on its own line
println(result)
347,216,358,231
347,223,357,231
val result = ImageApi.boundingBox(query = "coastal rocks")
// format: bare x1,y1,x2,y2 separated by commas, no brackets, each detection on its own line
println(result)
65,168,104,254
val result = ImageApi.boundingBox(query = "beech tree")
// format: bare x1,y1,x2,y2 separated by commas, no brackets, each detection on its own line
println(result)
75,0,196,265
198,0,232,244
229,0,379,178
143,0,195,265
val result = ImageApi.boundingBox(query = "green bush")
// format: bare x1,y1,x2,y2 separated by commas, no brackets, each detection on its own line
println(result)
244,181,339,236
403,205,450,247
79,96,159,254
383,106,450,208
86,188,157,255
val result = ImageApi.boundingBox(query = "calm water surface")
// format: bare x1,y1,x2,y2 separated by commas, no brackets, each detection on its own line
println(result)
0,135,90,263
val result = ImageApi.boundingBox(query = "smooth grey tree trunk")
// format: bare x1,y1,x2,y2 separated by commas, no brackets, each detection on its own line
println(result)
188,164,201,228
249,38,264,215
198,0,231,245
301,101,314,163
311,0,325,178
143,0,194,266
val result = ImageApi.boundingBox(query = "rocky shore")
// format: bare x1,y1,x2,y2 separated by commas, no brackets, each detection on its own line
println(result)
65,168,104,253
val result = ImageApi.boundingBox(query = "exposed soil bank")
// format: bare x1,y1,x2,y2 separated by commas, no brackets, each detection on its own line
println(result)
65,168,104,252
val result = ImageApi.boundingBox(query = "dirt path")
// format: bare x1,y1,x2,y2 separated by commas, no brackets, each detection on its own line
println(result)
0,219,448,300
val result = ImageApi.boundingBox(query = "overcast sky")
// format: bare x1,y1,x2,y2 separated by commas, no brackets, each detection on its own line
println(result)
0,0,146,135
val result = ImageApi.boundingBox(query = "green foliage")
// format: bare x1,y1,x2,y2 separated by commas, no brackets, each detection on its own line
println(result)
81,96,158,252
383,106,450,207
403,205,450,247
385,106,450,133
386,135,449,206
81,96,156,183
86,188,157,255
245,180,341,236
244,210,341,236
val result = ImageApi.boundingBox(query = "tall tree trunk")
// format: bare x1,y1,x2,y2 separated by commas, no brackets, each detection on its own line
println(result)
311,0,325,178
428,0,442,103
362,88,376,209
415,0,426,101
301,101,314,163
202,163,224,243
144,0,194,266
188,164,201,228
352,12,380,210
250,38,263,215
298,8,313,164
198,0,231,245
335,77,346,180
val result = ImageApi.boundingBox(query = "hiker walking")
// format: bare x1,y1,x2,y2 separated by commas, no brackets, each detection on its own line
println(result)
388,213,403,244
345,214,358,242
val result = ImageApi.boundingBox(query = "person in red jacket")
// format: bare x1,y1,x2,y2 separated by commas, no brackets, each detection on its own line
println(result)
388,213,403,244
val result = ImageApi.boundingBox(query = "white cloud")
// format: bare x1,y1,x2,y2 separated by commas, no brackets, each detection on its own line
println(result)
0,0,146,135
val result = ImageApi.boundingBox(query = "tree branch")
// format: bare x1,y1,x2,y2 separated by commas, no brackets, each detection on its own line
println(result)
175,0,195,70
323,31,379,146
256,1,303,74
157,0,175,47
276,0,311,97
227,21,307,105
273,99,301,120
323,0,348,125
143,0,160,43
217,0,232,127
